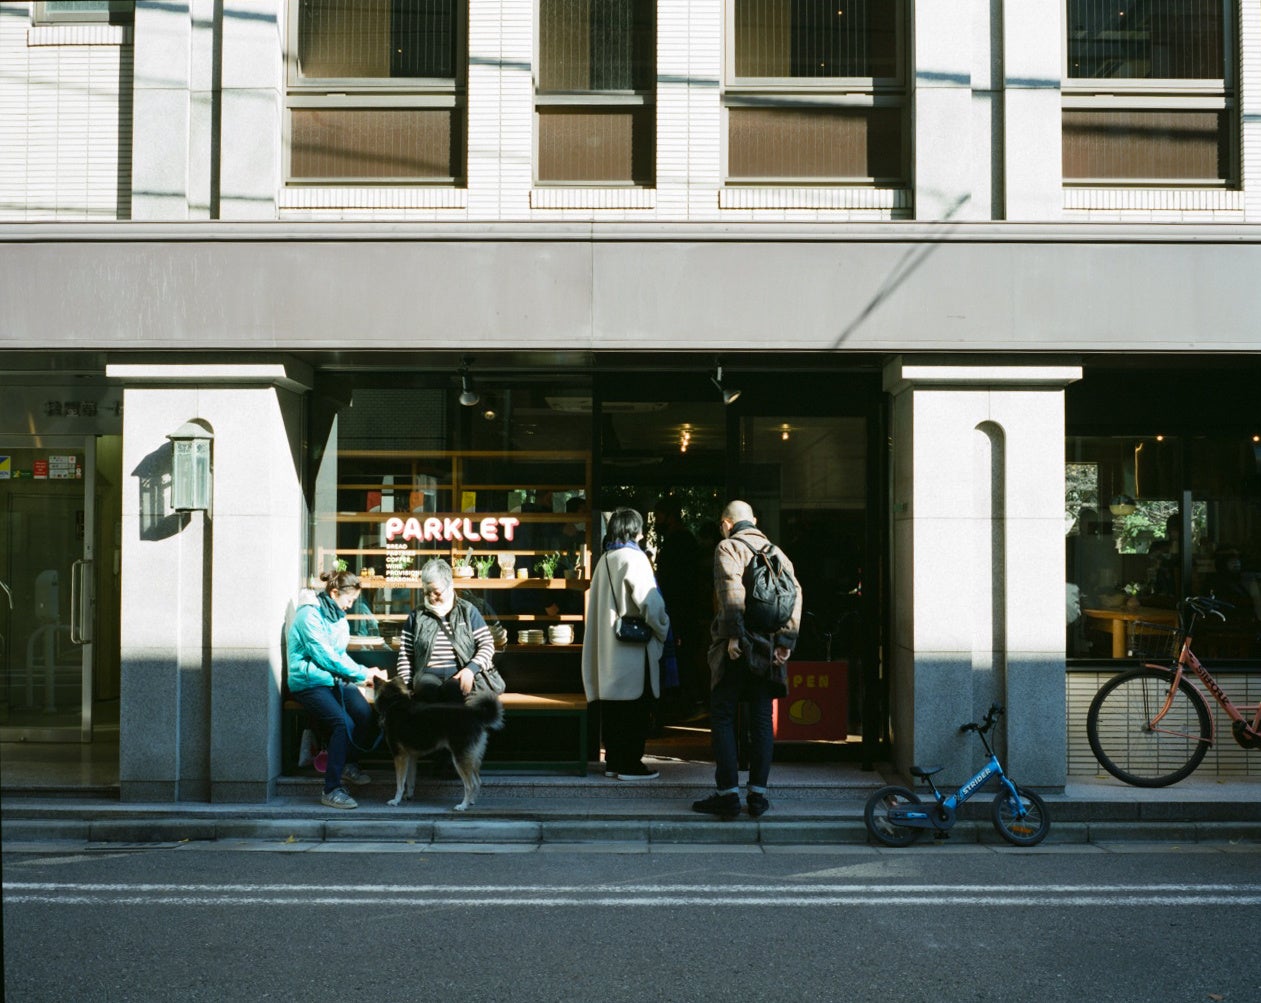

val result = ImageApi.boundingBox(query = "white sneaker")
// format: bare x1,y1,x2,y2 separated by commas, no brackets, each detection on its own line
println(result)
341,763,371,786
320,787,358,810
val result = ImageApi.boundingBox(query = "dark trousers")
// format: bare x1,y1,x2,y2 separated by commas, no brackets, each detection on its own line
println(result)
292,682,376,793
709,660,774,793
600,663,655,773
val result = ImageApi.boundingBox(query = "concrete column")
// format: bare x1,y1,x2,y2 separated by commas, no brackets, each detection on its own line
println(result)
912,0,975,219
218,0,282,219
1002,0,1062,220
113,362,311,802
883,358,1081,790
131,0,194,220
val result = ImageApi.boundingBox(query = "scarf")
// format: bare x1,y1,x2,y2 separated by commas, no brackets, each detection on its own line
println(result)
317,591,344,623
423,587,456,618
729,520,756,536
605,540,642,552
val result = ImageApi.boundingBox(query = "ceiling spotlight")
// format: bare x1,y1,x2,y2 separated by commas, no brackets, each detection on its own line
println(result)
458,361,479,407
711,365,741,405
482,407,497,421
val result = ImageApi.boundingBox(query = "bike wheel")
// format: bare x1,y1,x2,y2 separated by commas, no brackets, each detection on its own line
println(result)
1086,667,1212,787
864,785,924,847
991,785,1050,847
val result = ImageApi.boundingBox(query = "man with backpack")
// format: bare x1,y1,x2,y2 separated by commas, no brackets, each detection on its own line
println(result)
692,500,803,820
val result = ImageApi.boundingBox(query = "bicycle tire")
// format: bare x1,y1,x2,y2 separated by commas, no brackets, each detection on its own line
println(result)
1086,667,1212,787
991,784,1050,847
864,785,924,847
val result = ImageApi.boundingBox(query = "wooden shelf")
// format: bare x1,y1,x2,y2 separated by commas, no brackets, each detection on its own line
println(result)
358,576,587,590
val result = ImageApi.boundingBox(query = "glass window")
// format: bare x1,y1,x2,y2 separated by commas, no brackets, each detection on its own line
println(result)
725,0,906,185
1066,434,1260,660
287,0,465,184
535,0,656,186
1063,0,1236,186
34,1,132,23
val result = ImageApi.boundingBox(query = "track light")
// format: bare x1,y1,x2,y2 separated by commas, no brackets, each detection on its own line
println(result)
711,365,741,405
458,361,479,407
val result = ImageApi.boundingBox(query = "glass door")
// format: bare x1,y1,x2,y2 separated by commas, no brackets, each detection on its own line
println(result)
0,436,95,741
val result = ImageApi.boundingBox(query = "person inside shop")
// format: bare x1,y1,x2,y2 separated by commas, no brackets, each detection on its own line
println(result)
692,499,802,821
396,558,498,703
581,507,670,781
286,569,388,810
651,495,707,719
1146,513,1184,607
1205,547,1261,622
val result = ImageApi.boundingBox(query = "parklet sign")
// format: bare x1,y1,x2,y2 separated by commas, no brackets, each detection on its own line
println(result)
383,515,520,544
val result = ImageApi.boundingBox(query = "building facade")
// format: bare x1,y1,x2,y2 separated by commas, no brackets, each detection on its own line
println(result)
1,0,1258,802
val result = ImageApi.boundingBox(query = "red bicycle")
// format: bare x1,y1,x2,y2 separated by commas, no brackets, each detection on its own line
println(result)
1086,595,1261,787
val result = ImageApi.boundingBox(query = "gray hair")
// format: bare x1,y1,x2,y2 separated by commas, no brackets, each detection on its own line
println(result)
420,558,454,589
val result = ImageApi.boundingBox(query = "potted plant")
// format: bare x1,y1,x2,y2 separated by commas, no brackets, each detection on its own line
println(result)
453,552,475,578
1123,581,1143,609
534,551,561,579
473,555,495,579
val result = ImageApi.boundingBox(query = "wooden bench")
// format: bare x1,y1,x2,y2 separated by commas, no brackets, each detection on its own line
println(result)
281,690,588,777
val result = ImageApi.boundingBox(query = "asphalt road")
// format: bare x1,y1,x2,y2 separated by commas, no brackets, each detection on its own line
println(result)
4,842,1260,1002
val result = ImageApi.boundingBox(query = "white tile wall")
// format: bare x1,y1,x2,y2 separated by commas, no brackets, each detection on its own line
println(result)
3,1,1258,224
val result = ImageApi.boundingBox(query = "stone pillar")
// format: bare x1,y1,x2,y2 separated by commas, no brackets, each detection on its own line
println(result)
883,358,1081,789
218,0,282,219
912,0,975,220
113,362,311,802
1002,0,1062,220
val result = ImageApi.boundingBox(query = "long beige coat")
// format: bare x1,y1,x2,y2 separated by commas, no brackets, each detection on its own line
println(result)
581,546,670,701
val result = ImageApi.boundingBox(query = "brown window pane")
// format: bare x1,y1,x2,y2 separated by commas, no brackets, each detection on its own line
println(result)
539,0,655,92
734,0,897,79
291,108,462,180
1066,0,1224,80
728,106,903,180
1063,109,1229,181
298,0,457,79
537,107,655,183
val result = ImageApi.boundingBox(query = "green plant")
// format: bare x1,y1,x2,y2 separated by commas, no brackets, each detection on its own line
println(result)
1123,581,1143,597
333,558,348,573
473,555,495,578
453,551,471,569
534,552,561,578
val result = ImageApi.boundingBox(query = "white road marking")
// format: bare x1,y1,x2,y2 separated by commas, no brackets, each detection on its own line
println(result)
6,881,1261,907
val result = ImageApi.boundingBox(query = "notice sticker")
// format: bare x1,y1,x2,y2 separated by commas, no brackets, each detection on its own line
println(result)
33,458,49,479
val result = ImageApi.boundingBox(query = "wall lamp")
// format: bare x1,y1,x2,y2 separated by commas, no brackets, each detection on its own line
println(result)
458,358,480,407
711,365,741,405
167,419,213,513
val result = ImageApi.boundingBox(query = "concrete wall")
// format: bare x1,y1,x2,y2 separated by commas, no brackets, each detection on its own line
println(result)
117,363,310,802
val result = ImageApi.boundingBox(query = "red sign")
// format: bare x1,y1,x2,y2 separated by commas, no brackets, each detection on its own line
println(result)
773,660,849,742
32,458,49,479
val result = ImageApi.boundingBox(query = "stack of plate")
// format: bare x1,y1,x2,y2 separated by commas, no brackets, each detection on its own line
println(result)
516,629,545,646
547,624,574,645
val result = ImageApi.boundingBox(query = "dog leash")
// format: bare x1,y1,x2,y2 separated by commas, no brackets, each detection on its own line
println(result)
335,679,385,753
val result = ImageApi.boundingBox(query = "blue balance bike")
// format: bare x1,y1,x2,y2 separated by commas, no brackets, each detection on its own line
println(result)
864,704,1050,847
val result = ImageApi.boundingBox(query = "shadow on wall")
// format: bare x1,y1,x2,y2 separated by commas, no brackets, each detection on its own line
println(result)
132,442,186,541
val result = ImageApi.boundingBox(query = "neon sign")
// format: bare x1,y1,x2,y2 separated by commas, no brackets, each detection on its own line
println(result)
384,515,520,544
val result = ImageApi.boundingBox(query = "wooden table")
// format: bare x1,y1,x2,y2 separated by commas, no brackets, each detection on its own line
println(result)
1081,605,1178,658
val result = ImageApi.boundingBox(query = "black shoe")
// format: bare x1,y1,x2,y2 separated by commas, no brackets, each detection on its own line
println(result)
691,792,740,819
747,792,770,818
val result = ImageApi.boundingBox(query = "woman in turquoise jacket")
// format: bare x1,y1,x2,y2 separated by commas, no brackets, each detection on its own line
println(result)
287,570,387,809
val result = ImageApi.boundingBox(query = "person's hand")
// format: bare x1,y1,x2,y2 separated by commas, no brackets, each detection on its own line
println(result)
727,637,742,660
456,667,475,695
773,646,791,665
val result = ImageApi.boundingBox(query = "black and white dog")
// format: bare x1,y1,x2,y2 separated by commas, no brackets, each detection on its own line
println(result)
372,675,505,811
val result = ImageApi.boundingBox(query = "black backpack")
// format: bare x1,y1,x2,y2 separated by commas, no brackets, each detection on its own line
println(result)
732,536,797,633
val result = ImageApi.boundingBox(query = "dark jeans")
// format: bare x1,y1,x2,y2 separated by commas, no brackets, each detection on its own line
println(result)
709,659,774,793
292,682,376,793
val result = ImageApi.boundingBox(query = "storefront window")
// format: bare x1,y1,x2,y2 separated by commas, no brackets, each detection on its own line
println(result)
1066,434,1261,660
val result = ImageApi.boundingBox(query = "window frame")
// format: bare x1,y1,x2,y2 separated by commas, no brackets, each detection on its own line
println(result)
721,0,908,187
532,0,657,188
33,1,133,24
1061,0,1238,188
283,0,468,187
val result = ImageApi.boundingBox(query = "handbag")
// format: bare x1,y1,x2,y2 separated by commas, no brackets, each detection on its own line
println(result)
435,615,508,696
604,555,653,643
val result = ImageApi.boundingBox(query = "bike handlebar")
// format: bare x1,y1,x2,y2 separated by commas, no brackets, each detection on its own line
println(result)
960,703,1003,734
1182,594,1233,625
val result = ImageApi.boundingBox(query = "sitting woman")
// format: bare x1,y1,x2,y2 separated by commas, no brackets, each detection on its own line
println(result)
287,570,388,810
397,558,497,702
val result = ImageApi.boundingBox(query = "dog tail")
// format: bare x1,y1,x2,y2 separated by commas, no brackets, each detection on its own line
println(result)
468,692,505,731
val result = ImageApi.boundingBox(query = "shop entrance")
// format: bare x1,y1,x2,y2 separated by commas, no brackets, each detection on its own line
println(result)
0,434,121,788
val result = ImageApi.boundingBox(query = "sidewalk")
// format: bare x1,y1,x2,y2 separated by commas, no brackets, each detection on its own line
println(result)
4,760,1259,849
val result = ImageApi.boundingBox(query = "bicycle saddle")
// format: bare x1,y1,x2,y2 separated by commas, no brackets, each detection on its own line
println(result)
910,765,943,778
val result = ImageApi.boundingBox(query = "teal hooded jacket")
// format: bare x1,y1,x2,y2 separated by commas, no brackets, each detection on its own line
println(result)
286,590,370,693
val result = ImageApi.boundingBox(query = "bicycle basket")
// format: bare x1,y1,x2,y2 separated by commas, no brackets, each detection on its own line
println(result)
1126,620,1182,661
